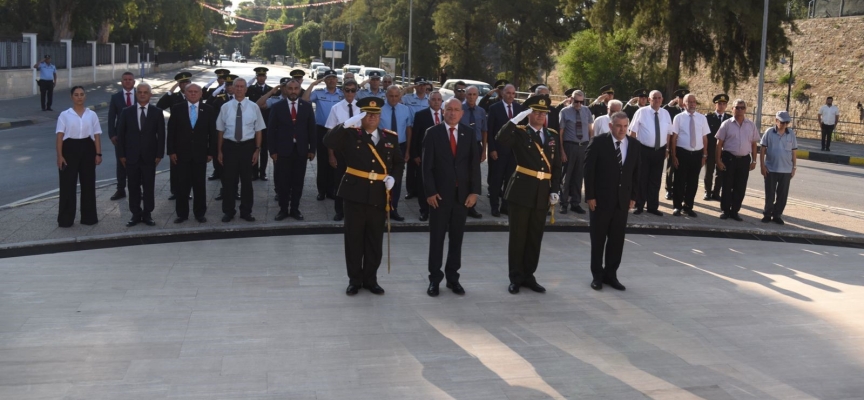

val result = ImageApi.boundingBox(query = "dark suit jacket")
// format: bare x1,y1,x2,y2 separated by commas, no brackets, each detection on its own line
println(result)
108,90,134,139
410,107,441,159
167,102,218,163
497,121,562,209
156,92,186,111
116,104,166,165
706,111,732,139
487,100,524,156
584,133,640,211
267,98,317,156
422,123,482,204
246,83,273,103
324,125,405,210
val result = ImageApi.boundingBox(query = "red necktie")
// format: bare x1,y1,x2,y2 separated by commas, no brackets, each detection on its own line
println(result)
449,127,457,156
125,92,131,107
507,104,512,119
434,111,440,125
291,102,296,121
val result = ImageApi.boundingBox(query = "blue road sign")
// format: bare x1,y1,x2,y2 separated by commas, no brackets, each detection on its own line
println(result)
322,41,345,51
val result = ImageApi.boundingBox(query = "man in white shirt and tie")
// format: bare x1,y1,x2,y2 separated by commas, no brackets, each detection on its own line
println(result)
325,79,361,221
669,94,711,217
628,90,672,216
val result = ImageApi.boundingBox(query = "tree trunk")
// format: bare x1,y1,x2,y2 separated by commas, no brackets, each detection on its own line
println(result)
49,0,79,41
512,39,523,89
97,20,112,44
664,34,682,97
462,21,470,76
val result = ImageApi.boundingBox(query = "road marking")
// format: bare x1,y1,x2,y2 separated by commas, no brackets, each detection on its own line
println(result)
0,170,168,210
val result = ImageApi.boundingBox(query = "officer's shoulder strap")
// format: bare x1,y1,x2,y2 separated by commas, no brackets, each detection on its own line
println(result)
546,128,559,135
382,128,398,136
516,125,528,131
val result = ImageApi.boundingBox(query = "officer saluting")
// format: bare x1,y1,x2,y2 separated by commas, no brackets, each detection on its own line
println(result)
156,72,192,110
478,79,509,110
204,69,230,101
496,96,562,295
324,97,405,296
624,88,649,120
589,85,614,119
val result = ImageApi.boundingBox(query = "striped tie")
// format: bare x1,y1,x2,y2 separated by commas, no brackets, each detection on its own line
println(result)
615,140,622,167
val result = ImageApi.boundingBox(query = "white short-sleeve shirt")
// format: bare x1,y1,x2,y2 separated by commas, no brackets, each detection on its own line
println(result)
629,106,672,147
56,108,102,140
671,111,711,151
819,105,839,125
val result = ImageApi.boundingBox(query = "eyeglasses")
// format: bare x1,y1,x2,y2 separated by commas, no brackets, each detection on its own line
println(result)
735,106,746,110
343,89,357,93
572,100,583,104
455,89,466,93
777,121,789,124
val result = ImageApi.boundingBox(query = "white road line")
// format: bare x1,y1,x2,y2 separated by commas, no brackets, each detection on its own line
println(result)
0,171,168,210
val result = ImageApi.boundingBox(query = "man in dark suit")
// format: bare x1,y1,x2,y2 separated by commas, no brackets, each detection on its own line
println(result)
486,84,524,217
157,72,193,201
423,98,481,297
496,96,562,294
205,70,230,181
247,67,273,181
107,71,136,201
324,97,405,296
585,111,640,291
704,94,731,201
268,78,316,221
116,83,165,227
410,91,444,221
167,83,217,223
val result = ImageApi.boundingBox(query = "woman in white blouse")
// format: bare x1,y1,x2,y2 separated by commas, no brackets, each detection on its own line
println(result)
56,86,103,227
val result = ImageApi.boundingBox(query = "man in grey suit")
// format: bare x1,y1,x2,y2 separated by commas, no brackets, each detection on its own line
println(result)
107,71,136,200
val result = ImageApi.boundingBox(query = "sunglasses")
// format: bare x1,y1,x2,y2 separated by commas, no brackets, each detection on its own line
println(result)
572,100,583,104
455,89,466,93
343,88,357,93
735,106,746,110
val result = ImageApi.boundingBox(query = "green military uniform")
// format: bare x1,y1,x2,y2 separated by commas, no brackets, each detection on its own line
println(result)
323,97,405,296
496,96,562,294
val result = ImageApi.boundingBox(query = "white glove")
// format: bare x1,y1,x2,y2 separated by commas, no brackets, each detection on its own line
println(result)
549,193,560,205
344,112,366,128
384,175,395,190
511,109,532,124
202,78,217,89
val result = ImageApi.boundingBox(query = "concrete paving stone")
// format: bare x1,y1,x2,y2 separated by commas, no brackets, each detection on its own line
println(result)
0,360,130,386
0,383,72,400
62,382,170,400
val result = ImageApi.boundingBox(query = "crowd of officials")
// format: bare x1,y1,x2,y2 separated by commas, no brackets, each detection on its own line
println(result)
54,66,801,295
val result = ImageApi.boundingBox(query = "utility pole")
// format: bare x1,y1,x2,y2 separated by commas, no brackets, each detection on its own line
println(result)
755,0,769,132
407,0,413,81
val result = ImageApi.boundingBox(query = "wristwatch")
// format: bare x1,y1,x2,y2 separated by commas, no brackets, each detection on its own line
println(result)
96,153,102,156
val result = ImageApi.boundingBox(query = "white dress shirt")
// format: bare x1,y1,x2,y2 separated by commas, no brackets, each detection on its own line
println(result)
593,115,611,136
444,123,458,145
629,106,672,147
819,104,839,125
135,104,148,130
430,108,442,125
671,111,711,151
216,98,266,142
325,99,359,129
614,135,629,164
56,108,102,140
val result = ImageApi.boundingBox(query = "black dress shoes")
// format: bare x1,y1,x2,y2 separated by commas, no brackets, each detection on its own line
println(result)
508,283,520,294
174,217,187,224
274,210,289,221
110,190,126,200
289,210,304,220
346,284,360,296
773,216,785,225
317,193,326,201
333,213,344,221
719,212,729,220
467,208,482,219
168,194,177,200
390,210,405,221
239,214,256,222
559,206,568,214
572,205,586,214
259,175,268,181
604,279,626,291
665,191,672,200
405,193,416,200
730,213,743,221
446,281,465,295
142,217,156,226
633,208,643,215
195,216,207,223
234,193,241,200
126,218,140,227
215,192,224,200
522,282,546,293
427,282,439,297
366,284,385,295
208,174,220,181
673,208,682,216
491,210,501,217
591,280,603,290
222,214,233,222
647,210,663,217
703,193,711,201
685,209,697,217
419,213,428,222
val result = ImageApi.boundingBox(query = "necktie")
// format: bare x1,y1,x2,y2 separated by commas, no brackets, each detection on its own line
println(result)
291,101,297,121
139,106,146,130
507,104,513,119
469,108,475,127
391,105,397,131
615,140,623,167
434,111,440,125
653,111,661,150
689,113,697,150
125,92,131,107
576,111,583,140
348,103,354,118
234,101,243,142
190,104,197,128
369,131,378,145
449,126,457,156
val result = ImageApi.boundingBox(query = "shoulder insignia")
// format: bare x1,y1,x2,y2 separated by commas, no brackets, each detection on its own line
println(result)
516,125,528,130
382,129,398,136
547,128,559,135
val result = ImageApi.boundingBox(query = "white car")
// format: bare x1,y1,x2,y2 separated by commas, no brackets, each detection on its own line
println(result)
438,79,492,101
357,67,386,84
313,65,329,80
309,62,325,73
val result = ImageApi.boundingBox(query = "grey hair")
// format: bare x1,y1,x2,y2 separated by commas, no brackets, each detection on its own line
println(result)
571,89,585,98
503,84,516,91
534,85,548,94
386,85,402,93
185,83,202,91
136,82,152,92
233,77,247,86
466,85,479,93
683,93,697,103
733,98,746,107
608,99,623,112
610,111,629,124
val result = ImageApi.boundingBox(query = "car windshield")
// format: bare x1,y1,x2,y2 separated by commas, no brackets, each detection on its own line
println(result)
337,70,343,76
476,84,492,95
317,67,327,73
347,67,361,73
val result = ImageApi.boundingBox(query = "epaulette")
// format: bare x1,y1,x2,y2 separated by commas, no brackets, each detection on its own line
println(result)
546,128,559,135
516,125,527,130
382,128,398,136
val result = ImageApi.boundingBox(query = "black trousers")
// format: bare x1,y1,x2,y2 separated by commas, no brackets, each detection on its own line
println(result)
665,157,676,193
175,159,208,219
38,79,54,109
704,137,722,196
111,140,127,190
764,171,792,218
126,161,156,220
507,203,548,285
316,125,335,196
334,154,346,215
636,145,666,211
720,152,751,215
253,129,269,177
672,148,703,210
169,163,177,195
428,192,469,284
414,159,429,215
58,138,97,227
406,151,419,197
488,151,516,212
389,142,407,211
211,158,223,178
274,147,308,212
820,123,835,150
221,139,255,216
561,141,587,206
589,204,629,282
343,199,385,286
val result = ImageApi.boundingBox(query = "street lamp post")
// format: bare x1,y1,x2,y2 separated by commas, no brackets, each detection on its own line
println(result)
407,0,413,81
755,0,769,132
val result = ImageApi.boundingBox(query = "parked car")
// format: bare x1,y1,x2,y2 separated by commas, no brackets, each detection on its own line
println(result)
438,79,492,100
343,64,363,75
313,65,329,80
309,62,325,74
357,66,386,83
336,69,344,85
237,56,247,63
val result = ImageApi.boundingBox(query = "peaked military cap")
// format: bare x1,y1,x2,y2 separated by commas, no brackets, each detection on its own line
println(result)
413,76,428,84
174,71,192,83
279,77,291,85
523,95,551,112
713,93,729,103
322,69,337,78
494,79,509,89
357,97,382,114
673,89,690,98
254,67,269,76
224,74,239,85
528,83,542,93
564,88,577,97
214,69,230,77
633,88,649,97
367,70,382,79
598,84,614,95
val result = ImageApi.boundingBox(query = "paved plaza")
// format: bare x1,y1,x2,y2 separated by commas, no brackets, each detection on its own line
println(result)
1,232,863,399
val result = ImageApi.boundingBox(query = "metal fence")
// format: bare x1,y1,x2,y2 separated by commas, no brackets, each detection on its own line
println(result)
36,42,66,69
130,46,139,64
0,40,30,70
70,43,91,68
96,44,111,65
115,46,126,64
